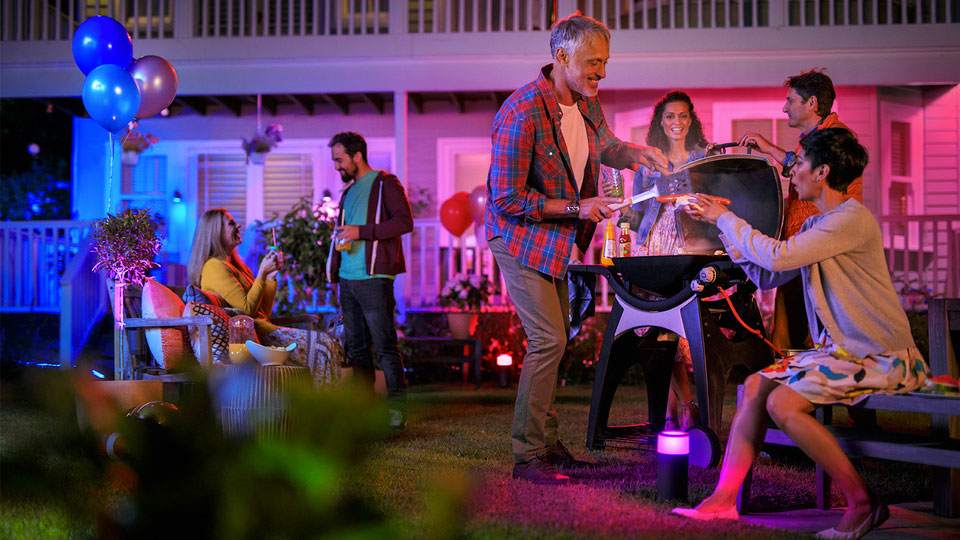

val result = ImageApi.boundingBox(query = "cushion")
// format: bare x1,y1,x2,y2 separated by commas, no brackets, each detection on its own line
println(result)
141,279,192,370
183,301,230,365
182,284,227,309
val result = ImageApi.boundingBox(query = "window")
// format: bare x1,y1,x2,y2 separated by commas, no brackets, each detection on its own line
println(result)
263,153,314,220
197,154,248,225
890,121,911,177
121,155,168,235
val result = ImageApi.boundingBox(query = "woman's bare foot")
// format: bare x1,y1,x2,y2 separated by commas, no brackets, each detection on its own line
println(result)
832,496,872,532
694,493,737,514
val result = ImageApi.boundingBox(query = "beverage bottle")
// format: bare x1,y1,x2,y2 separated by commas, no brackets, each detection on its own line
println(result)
618,223,631,258
601,220,615,266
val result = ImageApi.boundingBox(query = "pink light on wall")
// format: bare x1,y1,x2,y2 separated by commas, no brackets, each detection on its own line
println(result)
496,353,513,367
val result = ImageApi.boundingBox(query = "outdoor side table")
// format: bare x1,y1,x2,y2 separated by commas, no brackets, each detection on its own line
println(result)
214,364,312,438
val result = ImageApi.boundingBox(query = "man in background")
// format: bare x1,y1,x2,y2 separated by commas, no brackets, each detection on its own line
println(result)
738,69,863,351
327,131,414,430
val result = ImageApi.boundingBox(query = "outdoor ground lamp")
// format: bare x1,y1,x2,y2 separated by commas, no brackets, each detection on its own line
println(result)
496,353,512,387
657,430,689,502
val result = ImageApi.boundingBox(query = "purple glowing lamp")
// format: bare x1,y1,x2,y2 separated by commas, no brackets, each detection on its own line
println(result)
657,430,689,501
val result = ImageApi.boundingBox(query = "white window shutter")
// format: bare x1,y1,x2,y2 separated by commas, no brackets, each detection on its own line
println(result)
263,153,314,220
198,154,248,224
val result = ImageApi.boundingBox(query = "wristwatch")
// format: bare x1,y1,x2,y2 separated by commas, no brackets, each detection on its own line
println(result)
565,199,580,217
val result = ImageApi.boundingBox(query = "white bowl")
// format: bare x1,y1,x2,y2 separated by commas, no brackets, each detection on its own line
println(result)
245,340,297,366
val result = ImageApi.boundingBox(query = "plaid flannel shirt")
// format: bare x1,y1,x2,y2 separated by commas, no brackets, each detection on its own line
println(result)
782,113,863,239
485,65,638,278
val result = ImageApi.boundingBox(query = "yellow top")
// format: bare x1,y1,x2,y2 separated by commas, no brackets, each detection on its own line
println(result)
199,257,279,338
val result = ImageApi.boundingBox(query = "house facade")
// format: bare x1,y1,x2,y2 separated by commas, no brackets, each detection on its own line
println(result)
2,0,959,364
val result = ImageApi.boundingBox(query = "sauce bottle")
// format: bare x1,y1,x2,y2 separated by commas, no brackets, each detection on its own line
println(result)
601,220,615,266
618,223,631,258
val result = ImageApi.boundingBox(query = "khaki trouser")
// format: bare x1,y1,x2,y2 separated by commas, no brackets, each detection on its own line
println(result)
489,237,570,464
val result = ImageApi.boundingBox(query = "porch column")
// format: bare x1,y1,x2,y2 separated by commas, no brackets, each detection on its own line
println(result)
768,0,785,28
557,0,578,18
389,0,407,34
174,0,194,38
394,90,408,186
246,163,265,224
394,90,409,318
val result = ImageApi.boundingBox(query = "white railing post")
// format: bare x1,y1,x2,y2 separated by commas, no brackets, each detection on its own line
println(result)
389,0,407,34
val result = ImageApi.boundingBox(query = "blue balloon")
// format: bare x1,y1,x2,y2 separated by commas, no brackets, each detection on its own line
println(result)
82,65,141,133
72,16,133,75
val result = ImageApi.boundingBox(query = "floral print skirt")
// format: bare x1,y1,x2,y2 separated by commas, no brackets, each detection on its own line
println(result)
264,327,343,387
759,339,929,405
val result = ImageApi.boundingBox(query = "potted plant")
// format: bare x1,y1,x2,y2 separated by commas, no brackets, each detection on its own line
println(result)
437,273,494,338
92,209,164,379
119,126,159,166
409,186,435,218
267,193,339,315
242,123,283,164
92,208,164,316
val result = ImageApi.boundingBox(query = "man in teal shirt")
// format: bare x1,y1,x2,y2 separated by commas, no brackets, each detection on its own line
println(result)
327,132,413,429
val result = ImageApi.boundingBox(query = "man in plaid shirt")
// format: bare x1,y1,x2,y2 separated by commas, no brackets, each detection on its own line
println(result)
486,13,668,485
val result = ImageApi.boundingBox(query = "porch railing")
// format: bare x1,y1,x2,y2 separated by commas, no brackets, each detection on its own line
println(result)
59,236,109,368
878,213,960,310
0,220,93,313
4,0,955,41
407,212,960,314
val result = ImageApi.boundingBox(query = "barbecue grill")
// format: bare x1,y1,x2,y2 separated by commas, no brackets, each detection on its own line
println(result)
569,153,784,466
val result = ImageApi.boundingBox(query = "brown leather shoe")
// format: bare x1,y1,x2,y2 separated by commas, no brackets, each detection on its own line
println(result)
512,456,570,485
543,440,596,470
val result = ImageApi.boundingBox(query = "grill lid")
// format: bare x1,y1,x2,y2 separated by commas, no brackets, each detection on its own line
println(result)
666,154,783,253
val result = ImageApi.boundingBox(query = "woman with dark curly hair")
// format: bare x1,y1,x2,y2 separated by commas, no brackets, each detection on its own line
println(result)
628,90,710,254
622,90,713,430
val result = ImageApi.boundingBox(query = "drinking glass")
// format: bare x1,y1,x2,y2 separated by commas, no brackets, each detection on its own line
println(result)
600,167,624,198
228,315,256,363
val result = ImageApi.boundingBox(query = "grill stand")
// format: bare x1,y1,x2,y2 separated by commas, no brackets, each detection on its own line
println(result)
583,277,773,453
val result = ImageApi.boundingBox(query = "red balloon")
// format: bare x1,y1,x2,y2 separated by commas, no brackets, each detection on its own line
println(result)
440,193,472,237
468,185,487,225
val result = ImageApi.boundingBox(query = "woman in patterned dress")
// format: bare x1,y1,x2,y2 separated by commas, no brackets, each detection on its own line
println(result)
621,91,713,430
672,128,928,540
187,208,343,386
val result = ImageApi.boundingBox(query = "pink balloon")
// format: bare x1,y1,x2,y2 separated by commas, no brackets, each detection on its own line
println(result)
468,185,487,225
128,55,178,119
440,193,472,237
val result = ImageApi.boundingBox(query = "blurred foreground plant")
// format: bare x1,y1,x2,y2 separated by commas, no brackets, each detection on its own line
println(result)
1,368,467,540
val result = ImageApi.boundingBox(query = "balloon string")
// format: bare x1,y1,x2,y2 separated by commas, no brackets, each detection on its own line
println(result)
107,132,115,214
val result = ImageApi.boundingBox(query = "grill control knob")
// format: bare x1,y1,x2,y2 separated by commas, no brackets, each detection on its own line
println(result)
699,265,719,284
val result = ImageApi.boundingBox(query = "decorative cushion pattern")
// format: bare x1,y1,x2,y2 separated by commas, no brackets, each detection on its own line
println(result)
141,279,191,370
183,301,231,365
182,285,227,308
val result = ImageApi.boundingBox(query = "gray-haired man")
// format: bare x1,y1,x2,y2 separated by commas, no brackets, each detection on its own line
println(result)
486,13,667,484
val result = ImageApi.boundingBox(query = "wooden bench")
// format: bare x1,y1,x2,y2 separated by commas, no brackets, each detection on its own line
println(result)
400,336,483,388
738,298,960,518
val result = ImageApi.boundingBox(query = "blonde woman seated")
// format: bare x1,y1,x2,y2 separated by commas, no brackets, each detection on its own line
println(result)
187,208,343,386
673,128,928,540
620,91,713,430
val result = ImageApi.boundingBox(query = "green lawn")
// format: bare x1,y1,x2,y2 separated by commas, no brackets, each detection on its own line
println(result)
1,373,933,540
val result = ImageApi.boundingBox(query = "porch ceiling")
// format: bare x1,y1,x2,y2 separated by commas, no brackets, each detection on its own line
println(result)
26,90,514,120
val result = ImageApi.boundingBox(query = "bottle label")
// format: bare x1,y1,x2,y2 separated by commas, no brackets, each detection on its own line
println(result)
603,239,616,259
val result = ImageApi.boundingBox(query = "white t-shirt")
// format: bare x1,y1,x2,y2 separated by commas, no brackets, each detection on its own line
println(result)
559,101,588,191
